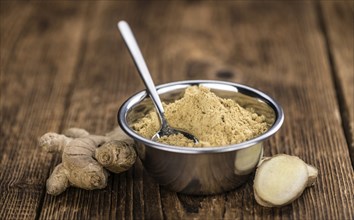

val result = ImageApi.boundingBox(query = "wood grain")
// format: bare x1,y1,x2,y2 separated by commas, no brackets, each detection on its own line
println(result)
38,2,158,219
0,2,89,219
320,1,354,166
0,1,353,220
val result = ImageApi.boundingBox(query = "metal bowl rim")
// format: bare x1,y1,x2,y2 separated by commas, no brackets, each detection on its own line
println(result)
118,80,284,154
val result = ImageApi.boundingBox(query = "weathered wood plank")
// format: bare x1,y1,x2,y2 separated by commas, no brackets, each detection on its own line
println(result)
219,2,353,219
320,1,354,166
0,2,89,220
129,1,353,219
37,2,164,219
0,2,32,74
1,1,353,220
39,1,353,219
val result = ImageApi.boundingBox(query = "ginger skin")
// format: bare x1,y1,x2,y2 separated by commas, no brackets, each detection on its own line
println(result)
38,127,136,196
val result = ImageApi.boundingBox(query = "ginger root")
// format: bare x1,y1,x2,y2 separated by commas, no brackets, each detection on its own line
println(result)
253,154,318,207
38,126,136,196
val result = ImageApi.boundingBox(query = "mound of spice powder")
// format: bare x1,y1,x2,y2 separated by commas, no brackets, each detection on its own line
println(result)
132,85,269,147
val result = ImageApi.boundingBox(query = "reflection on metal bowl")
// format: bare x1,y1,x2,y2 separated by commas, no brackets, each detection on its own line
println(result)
118,80,284,195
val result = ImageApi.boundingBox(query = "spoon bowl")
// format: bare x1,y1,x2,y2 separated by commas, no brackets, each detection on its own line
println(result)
152,127,199,143
117,20,198,144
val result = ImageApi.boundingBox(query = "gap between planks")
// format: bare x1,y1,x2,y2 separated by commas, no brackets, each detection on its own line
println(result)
316,1,354,167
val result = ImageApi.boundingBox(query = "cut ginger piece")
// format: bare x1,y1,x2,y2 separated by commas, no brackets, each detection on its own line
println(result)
253,154,318,207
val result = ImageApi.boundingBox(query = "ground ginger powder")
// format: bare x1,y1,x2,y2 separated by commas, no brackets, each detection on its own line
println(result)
132,86,269,147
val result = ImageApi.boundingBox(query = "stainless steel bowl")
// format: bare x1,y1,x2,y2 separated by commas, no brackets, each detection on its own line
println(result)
118,80,284,195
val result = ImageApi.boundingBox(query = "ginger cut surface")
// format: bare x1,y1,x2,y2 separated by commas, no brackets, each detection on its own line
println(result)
253,154,318,207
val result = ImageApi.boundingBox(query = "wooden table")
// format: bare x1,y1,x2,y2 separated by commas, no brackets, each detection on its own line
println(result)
1,1,353,219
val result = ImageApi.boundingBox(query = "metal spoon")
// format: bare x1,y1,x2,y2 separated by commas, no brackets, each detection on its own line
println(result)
117,21,198,143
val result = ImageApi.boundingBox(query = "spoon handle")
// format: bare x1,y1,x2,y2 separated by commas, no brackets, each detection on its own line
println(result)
117,20,165,117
